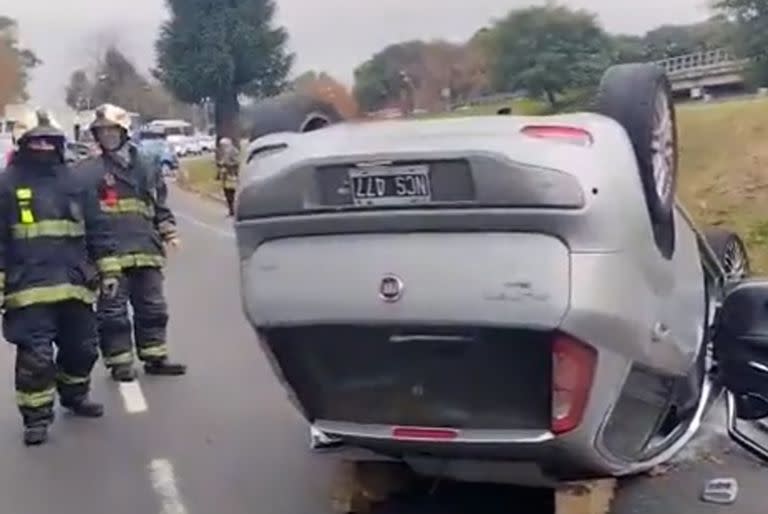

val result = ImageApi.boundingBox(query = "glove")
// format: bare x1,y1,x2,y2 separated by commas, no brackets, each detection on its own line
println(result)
101,276,120,299
164,236,182,252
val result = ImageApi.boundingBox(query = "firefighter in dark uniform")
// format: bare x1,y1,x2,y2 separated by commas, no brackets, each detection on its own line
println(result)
76,104,187,382
0,110,122,446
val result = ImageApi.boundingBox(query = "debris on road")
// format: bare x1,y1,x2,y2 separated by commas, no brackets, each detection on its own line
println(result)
702,477,739,504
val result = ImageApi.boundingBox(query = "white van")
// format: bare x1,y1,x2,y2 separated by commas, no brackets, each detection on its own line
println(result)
146,119,194,157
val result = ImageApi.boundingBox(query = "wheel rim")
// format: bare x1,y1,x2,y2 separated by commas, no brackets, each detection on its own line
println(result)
650,89,675,208
722,238,749,281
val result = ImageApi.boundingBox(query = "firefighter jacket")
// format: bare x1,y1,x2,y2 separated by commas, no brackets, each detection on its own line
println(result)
75,144,177,270
216,145,240,190
0,161,121,309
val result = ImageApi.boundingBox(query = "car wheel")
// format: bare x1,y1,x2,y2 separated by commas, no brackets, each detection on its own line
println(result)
243,93,343,142
703,227,750,282
596,63,678,258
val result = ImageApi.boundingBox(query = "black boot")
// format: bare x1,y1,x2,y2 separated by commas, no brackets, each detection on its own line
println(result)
144,358,187,376
23,425,48,446
61,399,104,418
110,364,137,383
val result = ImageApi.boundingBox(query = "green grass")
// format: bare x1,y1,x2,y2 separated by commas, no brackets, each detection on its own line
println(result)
180,96,768,272
180,156,220,195
676,96,768,272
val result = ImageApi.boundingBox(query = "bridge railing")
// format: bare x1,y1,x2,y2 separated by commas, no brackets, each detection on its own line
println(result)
655,49,742,75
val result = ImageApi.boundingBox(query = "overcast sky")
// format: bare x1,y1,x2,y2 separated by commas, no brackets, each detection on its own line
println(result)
1,0,712,116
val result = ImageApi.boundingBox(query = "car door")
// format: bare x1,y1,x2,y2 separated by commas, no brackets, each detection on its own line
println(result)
714,279,768,461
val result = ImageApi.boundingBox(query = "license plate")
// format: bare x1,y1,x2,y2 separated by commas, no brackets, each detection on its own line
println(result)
350,164,432,206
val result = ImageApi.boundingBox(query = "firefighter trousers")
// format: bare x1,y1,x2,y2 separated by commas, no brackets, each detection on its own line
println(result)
2,300,99,427
97,266,169,367
223,187,236,216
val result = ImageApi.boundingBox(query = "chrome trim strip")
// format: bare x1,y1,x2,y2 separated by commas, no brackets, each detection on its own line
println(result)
313,420,554,444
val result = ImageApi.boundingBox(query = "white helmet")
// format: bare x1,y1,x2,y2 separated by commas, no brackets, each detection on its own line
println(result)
90,103,132,132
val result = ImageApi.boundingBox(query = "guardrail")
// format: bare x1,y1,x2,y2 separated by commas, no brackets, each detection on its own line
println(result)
655,49,747,77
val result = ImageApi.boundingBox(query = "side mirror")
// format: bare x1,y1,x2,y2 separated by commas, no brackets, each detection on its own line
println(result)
714,279,768,460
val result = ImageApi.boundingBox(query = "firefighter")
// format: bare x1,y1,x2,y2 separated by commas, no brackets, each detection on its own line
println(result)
0,110,122,446
216,137,239,217
76,104,187,382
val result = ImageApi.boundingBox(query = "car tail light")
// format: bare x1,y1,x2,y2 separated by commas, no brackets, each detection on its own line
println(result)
521,125,593,146
552,333,597,435
392,426,459,441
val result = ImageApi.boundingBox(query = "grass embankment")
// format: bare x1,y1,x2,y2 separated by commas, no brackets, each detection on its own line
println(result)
180,97,768,271
676,97,768,272
180,156,221,196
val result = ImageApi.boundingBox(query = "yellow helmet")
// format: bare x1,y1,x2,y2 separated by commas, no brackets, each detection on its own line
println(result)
90,103,131,132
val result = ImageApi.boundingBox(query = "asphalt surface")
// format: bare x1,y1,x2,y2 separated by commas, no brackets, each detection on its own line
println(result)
0,185,765,514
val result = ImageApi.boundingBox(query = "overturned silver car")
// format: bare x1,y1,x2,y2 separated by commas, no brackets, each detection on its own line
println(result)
233,64,768,488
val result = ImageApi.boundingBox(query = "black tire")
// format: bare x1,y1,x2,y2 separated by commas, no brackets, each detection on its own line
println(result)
703,227,750,281
243,93,343,142
596,64,678,258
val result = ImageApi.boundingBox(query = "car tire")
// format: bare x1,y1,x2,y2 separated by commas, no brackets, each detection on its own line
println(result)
596,63,678,258
244,93,343,142
703,227,750,281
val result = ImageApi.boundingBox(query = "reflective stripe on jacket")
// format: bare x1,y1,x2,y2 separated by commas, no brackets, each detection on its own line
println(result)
74,144,177,269
0,160,120,308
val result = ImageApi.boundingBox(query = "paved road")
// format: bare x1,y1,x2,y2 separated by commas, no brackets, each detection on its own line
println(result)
0,187,334,514
0,185,765,514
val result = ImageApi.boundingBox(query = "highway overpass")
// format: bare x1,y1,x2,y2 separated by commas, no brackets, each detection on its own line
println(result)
655,49,750,98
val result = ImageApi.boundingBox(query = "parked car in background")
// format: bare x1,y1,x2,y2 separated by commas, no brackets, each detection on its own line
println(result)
145,119,194,159
136,128,180,177
198,134,215,153
184,135,202,156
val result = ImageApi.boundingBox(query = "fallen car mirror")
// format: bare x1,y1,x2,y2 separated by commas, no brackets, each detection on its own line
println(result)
714,279,768,461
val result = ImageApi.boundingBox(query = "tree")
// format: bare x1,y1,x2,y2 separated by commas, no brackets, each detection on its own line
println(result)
155,0,294,142
293,71,359,119
0,16,41,104
0,39,19,110
353,41,427,113
609,35,651,64
65,69,93,110
714,0,768,86
66,46,193,122
642,17,734,59
485,5,611,107
353,40,488,113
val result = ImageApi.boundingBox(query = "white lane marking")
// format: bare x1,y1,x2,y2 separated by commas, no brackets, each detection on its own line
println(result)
119,381,148,413
149,458,189,514
175,211,234,239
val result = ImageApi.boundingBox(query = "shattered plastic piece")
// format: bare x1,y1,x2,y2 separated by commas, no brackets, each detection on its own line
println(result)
309,426,343,451
702,478,738,504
